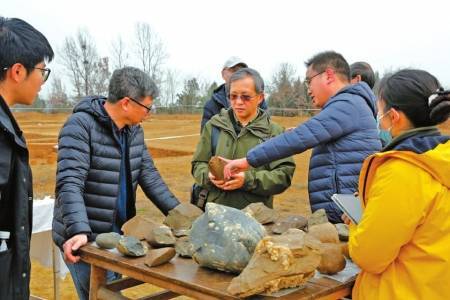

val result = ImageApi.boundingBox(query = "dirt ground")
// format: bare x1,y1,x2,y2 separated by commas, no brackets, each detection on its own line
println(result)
15,112,450,299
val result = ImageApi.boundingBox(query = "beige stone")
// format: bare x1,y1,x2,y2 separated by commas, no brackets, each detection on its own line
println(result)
145,247,176,267
307,222,339,244
121,215,158,240
317,243,346,275
208,156,227,181
227,230,322,297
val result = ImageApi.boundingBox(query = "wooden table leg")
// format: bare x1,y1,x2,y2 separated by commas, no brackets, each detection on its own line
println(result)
90,264,107,300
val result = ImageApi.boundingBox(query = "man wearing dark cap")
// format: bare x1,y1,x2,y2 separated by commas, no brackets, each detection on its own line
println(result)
200,56,267,131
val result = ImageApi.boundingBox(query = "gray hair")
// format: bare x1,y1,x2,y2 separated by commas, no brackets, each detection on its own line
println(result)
227,67,265,95
107,66,159,103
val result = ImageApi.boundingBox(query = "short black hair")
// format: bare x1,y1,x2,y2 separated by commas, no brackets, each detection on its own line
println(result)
378,69,449,127
227,68,264,95
0,17,54,81
305,51,350,82
350,61,375,89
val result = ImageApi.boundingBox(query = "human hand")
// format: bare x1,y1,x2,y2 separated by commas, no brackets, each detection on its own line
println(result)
63,234,88,264
223,158,250,180
222,172,245,191
208,172,227,189
341,213,352,225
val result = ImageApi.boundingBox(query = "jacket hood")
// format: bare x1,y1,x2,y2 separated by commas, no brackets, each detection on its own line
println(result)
333,82,377,117
73,96,111,125
211,84,229,108
366,128,450,188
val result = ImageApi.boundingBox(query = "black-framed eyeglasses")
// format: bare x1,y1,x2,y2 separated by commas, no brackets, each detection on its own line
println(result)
127,96,155,112
34,67,51,82
304,71,325,89
229,94,259,102
2,66,51,83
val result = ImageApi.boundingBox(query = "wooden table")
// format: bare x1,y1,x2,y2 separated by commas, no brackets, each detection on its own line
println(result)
80,244,355,300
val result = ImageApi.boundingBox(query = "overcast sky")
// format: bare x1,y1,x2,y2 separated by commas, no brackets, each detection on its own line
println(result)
3,0,450,95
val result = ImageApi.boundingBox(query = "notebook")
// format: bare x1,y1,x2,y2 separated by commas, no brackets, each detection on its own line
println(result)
331,193,362,224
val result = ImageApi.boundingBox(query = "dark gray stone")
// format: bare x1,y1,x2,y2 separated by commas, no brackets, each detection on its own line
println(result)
145,225,176,247
272,215,308,234
175,236,195,258
307,209,329,227
95,232,121,249
242,203,278,224
190,203,266,273
117,236,148,257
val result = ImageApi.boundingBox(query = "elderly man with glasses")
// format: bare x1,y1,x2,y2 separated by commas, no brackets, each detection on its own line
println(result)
191,68,295,209
52,66,180,300
224,51,382,223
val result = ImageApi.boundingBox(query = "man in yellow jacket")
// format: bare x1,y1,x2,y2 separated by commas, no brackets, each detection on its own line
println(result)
348,69,450,299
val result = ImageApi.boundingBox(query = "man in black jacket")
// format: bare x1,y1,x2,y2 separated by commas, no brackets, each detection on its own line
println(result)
200,56,268,131
52,66,180,300
0,17,54,300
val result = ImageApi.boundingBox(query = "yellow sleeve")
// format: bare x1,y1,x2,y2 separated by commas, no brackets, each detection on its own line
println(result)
349,159,430,274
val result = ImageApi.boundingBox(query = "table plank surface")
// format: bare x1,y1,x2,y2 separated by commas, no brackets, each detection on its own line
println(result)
80,244,354,299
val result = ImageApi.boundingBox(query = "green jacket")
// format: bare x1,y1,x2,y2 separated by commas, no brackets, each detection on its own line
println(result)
192,108,296,209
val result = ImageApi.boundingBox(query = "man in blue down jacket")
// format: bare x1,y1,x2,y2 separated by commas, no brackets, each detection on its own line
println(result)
52,67,180,300
223,51,381,223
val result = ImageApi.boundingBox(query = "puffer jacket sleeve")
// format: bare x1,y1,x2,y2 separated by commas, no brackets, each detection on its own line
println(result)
191,122,215,188
247,98,362,167
138,147,180,215
349,159,432,274
241,125,295,196
55,114,92,238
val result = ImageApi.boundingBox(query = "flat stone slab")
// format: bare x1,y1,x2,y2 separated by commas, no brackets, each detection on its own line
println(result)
164,203,203,234
121,216,158,240
145,247,176,267
272,215,308,234
190,203,266,273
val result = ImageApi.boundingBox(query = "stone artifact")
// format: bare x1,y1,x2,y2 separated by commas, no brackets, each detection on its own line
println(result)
145,225,176,247
121,215,158,240
242,202,278,224
117,236,148,257
175,236,195,258
335,223,349,241
272,215,308,234
316,242,346,275
190,203,266,273
307,209,329,227
227,230,322,297
145,247,176,267
307,222,340,244
95,232,121,249
164,203,203,236
208,156,227,181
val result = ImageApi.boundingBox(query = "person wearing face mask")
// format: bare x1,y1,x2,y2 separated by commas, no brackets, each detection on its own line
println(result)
347,69,450,299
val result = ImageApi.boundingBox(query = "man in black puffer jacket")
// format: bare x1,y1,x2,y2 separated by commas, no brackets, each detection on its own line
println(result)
52,66,180,300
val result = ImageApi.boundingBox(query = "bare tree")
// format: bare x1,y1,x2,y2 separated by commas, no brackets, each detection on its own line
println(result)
110,35,129,69
160,68,181,106
47,75,68,108
134,22,167,85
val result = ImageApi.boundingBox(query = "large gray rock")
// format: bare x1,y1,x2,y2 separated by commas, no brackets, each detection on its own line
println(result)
96,232,121,249
190,203,266,273
164,203,203,236
117,236,148,257
242,203,278,224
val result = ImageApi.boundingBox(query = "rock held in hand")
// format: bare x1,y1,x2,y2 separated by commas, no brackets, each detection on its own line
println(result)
208,156,227,181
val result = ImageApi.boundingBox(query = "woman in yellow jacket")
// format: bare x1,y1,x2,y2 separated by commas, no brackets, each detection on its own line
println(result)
348,69,450,299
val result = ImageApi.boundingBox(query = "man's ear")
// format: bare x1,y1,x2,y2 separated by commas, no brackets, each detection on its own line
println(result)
256,93,264,106
120,97,130,111
325,67,335,84
8,63,27,83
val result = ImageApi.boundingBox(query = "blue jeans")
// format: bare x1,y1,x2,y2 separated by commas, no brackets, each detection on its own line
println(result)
65,259,121,300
